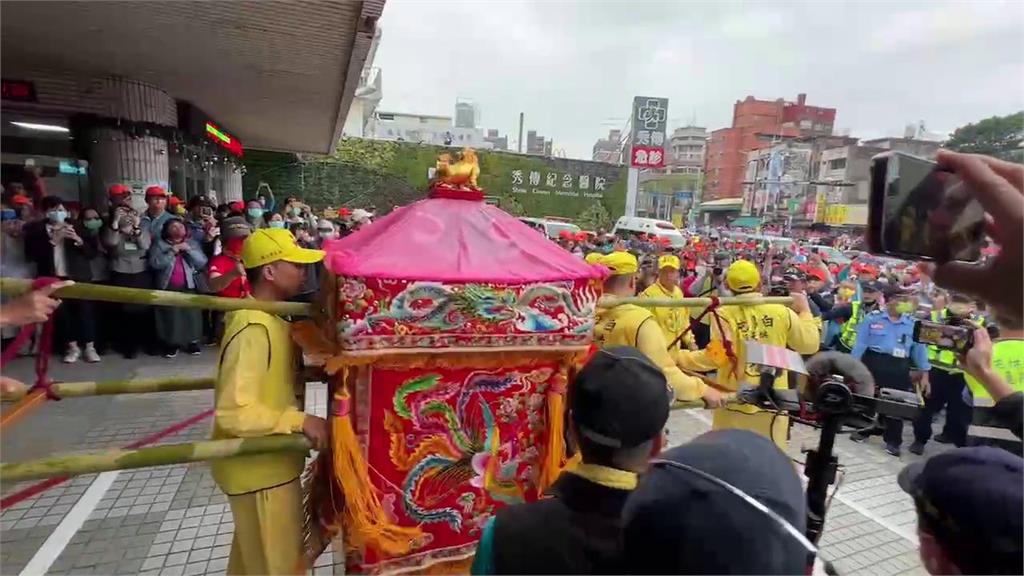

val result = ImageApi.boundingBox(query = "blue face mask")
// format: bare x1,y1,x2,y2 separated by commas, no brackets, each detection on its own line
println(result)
247,208,263,219
0,209,16,221
268,220,286,229
47,210,68,224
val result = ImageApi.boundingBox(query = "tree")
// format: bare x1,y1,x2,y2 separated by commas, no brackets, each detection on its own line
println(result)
500,196,526,216
577,202,612,232
945,112,1023,162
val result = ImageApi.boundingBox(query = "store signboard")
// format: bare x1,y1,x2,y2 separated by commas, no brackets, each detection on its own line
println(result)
205,121,244,158
177,101,244,158
629,96,668,169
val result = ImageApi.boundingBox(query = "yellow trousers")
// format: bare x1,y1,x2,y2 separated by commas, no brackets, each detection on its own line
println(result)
226,478,305,576
712,405,789,450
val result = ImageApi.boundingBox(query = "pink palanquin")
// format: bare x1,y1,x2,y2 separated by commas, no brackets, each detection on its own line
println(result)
306,182,604,574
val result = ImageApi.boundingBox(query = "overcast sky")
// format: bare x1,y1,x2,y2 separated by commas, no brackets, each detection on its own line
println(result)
374,0,1024,160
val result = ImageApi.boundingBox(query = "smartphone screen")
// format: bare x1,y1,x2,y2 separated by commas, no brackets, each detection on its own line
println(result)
913,320,973,353
877,152,985,262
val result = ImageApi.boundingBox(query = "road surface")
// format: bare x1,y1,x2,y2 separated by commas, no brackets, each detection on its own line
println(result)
1,351,936,576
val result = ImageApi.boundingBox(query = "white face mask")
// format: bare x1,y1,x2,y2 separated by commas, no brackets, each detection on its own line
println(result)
318,230,334,238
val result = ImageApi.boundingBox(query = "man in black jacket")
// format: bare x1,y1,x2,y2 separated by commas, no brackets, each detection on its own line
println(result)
471,346,671,574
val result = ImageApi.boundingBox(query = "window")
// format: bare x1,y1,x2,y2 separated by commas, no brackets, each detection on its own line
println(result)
378,113,395,121
828,157,846,170
800,119,812,129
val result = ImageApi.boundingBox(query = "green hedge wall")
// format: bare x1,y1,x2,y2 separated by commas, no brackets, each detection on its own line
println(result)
243,139,626,227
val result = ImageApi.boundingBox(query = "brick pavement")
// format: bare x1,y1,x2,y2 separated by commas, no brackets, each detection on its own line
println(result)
2,351,945,575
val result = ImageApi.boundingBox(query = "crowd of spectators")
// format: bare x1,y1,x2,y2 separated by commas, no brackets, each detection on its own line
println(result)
0,183,373,362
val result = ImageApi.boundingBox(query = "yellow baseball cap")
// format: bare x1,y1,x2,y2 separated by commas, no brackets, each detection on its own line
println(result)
598,251,639,275
242,228,325,269
658,255,681,270
726,260,761,293
585,252,603,265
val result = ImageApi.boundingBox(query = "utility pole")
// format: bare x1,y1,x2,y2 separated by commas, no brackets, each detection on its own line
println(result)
517,112,524,154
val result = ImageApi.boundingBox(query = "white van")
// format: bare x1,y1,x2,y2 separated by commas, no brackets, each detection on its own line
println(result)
612,216,687,248
518,217,581,240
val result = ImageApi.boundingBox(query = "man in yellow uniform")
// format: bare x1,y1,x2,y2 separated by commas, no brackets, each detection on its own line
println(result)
594,251,723,407
640,254,698,352
678,260,819,447
212,228,331,575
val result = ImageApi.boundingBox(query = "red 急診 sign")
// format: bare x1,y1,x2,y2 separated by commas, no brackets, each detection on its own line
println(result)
630,145,665,168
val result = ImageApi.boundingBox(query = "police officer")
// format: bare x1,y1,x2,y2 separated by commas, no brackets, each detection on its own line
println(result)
910,293,982,453
851,285,930,456
640,254,697,352
822,281,884,353
593,251,723,407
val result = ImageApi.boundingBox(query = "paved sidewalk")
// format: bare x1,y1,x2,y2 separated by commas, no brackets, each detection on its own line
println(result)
2,352,940,575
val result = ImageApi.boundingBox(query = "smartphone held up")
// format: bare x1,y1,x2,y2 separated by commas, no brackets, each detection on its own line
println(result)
867,151,986,263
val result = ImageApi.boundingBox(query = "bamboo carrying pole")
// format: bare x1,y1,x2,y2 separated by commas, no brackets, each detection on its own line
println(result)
0,278,312,316
0,434,313,482
0,403,713,482
0,377,216,402
599,295,794,308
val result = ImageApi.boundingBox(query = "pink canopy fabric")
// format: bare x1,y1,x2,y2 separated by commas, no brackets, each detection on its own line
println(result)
323,197,605,283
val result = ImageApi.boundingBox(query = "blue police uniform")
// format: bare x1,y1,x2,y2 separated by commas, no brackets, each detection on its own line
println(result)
851,310,930,451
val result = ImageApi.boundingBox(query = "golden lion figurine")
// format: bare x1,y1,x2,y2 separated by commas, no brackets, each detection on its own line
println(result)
434,148,480,188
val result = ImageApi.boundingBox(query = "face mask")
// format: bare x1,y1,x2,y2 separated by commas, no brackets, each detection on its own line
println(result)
0,209,16,221
83,218,103,231
47,210,68,224
268,221,286,229
290,207,302,216
894,302,913,314
318,230,334,239
247,208,263,219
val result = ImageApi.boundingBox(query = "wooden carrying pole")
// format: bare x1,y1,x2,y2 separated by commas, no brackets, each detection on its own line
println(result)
0,278,311,316
0,377,216,402
0,403,714,482
0,435,313,482
599,295,793,308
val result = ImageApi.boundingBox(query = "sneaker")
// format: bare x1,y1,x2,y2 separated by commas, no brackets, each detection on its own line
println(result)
850,432,868,444
885,444,902,457
908,441,925,455
933,433,953,445
186,342,202,356
83,343,101,363
63,343,81,364
124,349,138,360
163,347,179,359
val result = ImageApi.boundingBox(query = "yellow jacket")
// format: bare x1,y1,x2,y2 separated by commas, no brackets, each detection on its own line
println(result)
594,303,707,401
211,308,307,495
678,292,820,391
640,281,695,350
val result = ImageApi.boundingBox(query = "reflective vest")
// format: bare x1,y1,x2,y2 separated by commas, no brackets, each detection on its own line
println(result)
839,301,863,350
927,310,985,373
965,339,1024,399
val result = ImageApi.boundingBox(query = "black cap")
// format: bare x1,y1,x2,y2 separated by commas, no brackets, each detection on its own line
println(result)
881,283,909,299
862,280,884,294
898,447,1023,575
623,430,807,574
570,346,671,449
